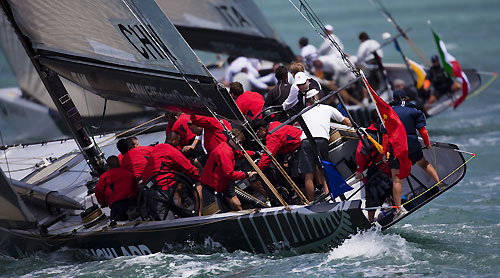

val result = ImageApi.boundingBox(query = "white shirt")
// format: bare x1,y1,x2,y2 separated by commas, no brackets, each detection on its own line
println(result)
224,57,260,83
282,83,301,111
356,39,383,68
301,44,318,67
300,104,345,140
318,34,344,56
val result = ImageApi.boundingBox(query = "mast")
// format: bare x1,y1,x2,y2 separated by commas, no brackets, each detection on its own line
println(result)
370,0,430,66
0,1,107,177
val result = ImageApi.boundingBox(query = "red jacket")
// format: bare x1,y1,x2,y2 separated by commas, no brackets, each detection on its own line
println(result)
121,146,153,180
258,121,302,170
200,142,246,192
172,113,196,147
95,168,137,207
356,124,391,177
236,91,265,120
190,115,232,154
142,143,199,190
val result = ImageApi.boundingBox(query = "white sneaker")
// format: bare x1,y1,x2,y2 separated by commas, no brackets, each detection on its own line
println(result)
393,208,408,221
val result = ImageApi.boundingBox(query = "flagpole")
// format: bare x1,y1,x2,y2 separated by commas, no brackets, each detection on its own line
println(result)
394,39,419,90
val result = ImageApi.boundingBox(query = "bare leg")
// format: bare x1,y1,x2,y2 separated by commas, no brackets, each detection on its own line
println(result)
314,166,329,195
304,173,315,202
391,169,403,213
195,183,203,216
368,211,375,223
250,180,268,199
226,196,242,211
416,158,440,183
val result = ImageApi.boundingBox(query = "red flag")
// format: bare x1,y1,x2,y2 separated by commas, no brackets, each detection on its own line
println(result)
361,74,412,179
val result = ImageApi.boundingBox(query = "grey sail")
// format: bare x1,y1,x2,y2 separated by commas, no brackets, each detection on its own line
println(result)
3,0,244,121
156,0,294,62
0,9,149,119
0,169,37,229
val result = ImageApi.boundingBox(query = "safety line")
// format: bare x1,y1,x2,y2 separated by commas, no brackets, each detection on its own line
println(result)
362,152,475,211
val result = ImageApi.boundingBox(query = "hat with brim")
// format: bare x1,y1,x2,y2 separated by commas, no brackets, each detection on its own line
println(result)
306,89,320,99
294,72,308,85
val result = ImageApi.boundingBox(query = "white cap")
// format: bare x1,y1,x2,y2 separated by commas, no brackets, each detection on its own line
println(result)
306,89,319,99
294,72,308,85
325,24,333,32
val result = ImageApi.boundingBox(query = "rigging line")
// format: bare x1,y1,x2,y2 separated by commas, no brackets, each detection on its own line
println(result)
96,114,164,145
467,72,498,99
362,152,476,211
121,0,242,122
288,0,359,77
91,98,108,130
122,1,290,209
0,130,12,181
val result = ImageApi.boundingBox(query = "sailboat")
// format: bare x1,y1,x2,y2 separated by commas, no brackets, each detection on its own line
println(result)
0,0,473,258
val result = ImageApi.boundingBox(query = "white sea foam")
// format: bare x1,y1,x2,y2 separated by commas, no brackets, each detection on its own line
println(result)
324,230,412,263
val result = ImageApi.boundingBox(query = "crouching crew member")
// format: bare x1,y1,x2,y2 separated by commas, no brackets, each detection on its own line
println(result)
141,131,202,218
200,129,257,211
252,119,303,205
95,156,138,221
119,137,153,182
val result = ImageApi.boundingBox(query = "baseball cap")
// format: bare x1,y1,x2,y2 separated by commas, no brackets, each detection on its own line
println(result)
393,90,407,100
325,24,333,32
294,72,308,85
306,89,320,99
431,55,439,62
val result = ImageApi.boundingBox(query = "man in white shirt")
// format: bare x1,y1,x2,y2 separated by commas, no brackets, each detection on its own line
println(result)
282,71,310,116
356,31,383,90
356,32,383,70
223,56,260,85
299,37,318,70
318,24,344,56
298,89,352,201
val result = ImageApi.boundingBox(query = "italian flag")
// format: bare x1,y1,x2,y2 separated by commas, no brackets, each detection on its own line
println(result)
432,29,470,109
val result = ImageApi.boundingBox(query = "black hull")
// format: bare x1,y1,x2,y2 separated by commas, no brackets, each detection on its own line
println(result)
1,201,371,258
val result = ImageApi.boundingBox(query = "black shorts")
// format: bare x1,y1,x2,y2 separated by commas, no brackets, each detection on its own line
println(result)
364,169,392,207
390,148,423,169
110,198,137,221
202,183,236,199
298,138,329,174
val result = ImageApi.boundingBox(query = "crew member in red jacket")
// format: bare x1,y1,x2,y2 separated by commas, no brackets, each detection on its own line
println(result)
141,131,202,217
355,121,392,223
95,156,138,221
171,113,200,156
200,129,257,211
230,81,265,120
252,120,303,171
120,137,153,182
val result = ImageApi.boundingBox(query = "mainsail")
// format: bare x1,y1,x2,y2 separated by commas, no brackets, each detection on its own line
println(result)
2,0,244,122
156,0,294,63
0,10,149,119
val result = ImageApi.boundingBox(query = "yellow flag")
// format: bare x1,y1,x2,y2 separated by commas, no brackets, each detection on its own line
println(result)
407,58,426,89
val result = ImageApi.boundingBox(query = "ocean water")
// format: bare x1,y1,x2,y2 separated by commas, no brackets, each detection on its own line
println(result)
1,0,500,277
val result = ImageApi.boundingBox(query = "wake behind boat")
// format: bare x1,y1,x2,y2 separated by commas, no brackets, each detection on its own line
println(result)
0,0,474,258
